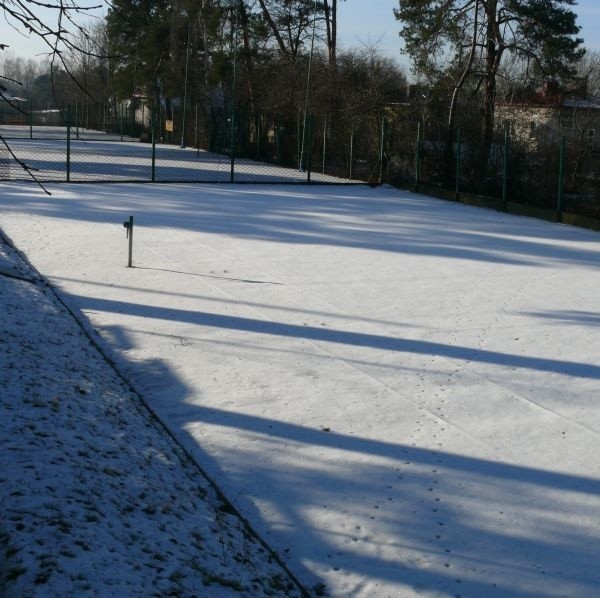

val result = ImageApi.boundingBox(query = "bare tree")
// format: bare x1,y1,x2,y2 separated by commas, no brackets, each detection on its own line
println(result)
1,0,105,189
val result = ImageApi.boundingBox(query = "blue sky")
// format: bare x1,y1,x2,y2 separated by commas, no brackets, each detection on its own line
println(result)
2,0,599,67
338,0,600,64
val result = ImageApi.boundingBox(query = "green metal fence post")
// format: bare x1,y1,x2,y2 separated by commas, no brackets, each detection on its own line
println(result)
75,100,80,139
415,120,421,190
306,113,314,183
256,114,261,161
275,122,282,163
557,136,565,222
66,105,71,182
349,122,354,180
29,97,33,139
297,116,302,170
502,124,509,211
151,104,156,182
455,128,461,200
229,108,235,183
171,104,175,144
195,104,199,155
322,115,327,174
379,116,386,185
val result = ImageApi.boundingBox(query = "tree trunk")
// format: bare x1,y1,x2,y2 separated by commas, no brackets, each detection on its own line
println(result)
477,1,500,185
324,0,337,66
257,0,290,59
445,0,479,185
237,0,255,111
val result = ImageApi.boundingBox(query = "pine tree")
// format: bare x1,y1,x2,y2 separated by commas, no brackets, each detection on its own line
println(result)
395,0,584,178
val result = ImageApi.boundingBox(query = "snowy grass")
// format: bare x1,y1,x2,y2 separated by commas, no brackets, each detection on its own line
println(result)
1,181,599,596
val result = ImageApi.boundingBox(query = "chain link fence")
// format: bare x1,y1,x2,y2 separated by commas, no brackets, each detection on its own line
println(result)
2,97,599,228
1,100,383,185
384,106,600,226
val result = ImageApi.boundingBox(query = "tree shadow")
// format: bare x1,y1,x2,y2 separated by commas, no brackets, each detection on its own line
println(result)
520,309,600,327
71,293,600,380
3,179,600,594
1,181,599,269
58,283,600,596
85,310,600,597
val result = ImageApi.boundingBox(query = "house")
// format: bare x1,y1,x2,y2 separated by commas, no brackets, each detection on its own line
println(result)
496,82,600,153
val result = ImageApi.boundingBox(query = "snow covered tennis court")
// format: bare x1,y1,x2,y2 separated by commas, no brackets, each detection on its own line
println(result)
1,126,349,183
1,181,599,596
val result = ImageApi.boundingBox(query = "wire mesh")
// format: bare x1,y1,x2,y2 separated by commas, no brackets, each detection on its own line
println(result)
2,97,382,184
1,99,599,223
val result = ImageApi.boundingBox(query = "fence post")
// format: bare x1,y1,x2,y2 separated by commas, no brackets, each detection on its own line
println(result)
502,124,509,211
75,100,80,139
129,101,133,138
322,115,327,174
29,98,33,139
66,105,71,182
557,136,565,222
455,128,461,200
379,116,386,185
415,120,421,190
171,105,175,144
297,116,302,170
229,107,235,183
306,113,314,183
275,123,282,163
195,104,198,154
151,104,156,182
349,122,354,180
256,114,261,161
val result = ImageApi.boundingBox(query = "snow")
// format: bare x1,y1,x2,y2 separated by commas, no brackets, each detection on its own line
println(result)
1,180,599,597
0,221,303,595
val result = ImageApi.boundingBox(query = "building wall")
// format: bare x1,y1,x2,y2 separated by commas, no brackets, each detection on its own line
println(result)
497,104,600,153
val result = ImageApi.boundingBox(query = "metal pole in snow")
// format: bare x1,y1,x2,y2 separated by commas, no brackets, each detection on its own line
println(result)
349,122,354,180
415,120,421,190
502,124,509,211
195,104,198,153
123,216,134,267
379,116,386,185
66,105,71,182
322,115,327,174
455,128,461,201
557,136,565,222
75,100,80,139
151,104,156,182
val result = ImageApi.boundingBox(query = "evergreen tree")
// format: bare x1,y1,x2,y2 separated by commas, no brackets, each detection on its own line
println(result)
395,0,584,177
105,0,172,104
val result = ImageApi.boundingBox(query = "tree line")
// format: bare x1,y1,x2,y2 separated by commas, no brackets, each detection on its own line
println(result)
2,0,597,202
